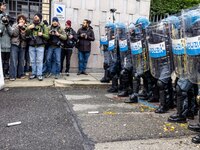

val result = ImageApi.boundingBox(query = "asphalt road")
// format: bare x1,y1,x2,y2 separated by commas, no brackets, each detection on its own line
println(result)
0,87,199,150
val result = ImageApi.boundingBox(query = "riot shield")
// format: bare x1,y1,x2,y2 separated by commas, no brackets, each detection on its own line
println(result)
115,22,132,70
99,22,109,48
164,15,188,78
147,22,173,80
99,22,114,66
183,7,200,84
129,17,149,76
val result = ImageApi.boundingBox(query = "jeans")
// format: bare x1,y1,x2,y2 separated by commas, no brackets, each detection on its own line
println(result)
1,52,10,76
29,46,44,76
46,46,61,75
9,45,25,78
61,48,73,73
78,51,90,72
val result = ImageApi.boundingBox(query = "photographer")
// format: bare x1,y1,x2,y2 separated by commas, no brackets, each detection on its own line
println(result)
9,14,27,81
45,17,67,79
76,19,95,75
60,20,77,76
26,12,49,81
0,2,13,79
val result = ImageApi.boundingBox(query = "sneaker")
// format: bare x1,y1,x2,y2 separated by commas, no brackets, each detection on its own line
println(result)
29,75,36,80
55,74,60,79
20,76,26,79
66,72,69,76
45,73,52,78
9,78,16,81
37,75,43,81
4,74,9,79
77,71,82,75
82,71,88,75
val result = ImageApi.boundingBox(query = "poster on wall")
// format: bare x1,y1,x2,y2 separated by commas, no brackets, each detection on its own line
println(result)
0,47,4,90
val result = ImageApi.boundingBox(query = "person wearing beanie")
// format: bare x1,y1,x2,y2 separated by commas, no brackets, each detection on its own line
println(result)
76,19,95,75
60,20,77,76
26,12,49,81
45,17,67,79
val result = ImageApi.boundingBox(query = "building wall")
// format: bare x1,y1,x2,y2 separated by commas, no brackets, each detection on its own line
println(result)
51,0,151,70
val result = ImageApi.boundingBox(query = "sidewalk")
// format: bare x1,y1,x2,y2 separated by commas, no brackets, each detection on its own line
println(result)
4,73,111,88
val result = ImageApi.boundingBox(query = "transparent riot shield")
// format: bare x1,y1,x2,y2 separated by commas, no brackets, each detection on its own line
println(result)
163,15,188,78
129,21,149,76
99,22,112,66
183,7,200,84
99,22,109,48
107,22,118,68
115,22,132,70
147,22,173,80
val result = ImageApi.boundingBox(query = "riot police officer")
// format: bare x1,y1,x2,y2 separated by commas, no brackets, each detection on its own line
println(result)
100,22,115,83
147,21,174,113
117,22,133,97
181,9,200,144
107,22,121,93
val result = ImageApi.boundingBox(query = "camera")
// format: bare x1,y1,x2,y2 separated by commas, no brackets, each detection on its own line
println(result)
19,25,26,31
1,14,9,25
110,9,117,13
26,35,36,41
57,40,64,47
49,29,57,34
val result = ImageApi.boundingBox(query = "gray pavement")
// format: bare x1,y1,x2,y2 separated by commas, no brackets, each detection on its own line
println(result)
1,77,200,150
0,87,94,150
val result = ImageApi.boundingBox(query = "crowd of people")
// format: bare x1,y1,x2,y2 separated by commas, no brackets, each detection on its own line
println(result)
99,7,200,143
0,2,95,81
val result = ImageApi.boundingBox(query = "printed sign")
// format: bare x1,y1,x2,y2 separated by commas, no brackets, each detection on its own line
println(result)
54,3,66,20
0,47,4,90
119,40,128,52
131,40,142,55
100,36,108,45
108,39,115,51
186,36,200,56
148,42,166,58
172,39,185,55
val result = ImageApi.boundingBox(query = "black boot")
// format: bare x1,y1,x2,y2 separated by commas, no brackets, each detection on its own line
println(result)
118,70,131,97
124,76,140,103
107,75,118,93
138,74,150,100
100,69,110,83
188,110,200,132
147,77,159,102
155,80,172,114
168,86,187,123
192,134,200,144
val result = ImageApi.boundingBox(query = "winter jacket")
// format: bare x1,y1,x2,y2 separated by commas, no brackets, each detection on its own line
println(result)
26,22,49,47
11,23,27,48
48,25,67,47
0,13,13,52
77,26,95,52
62,27,77,49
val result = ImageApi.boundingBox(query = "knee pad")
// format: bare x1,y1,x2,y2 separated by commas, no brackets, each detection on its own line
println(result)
157,80,166,90
103,63,109,70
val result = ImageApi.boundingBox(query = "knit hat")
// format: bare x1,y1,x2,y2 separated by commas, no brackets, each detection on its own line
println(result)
66,20,71,27
52,17,59,22
34,12,42,22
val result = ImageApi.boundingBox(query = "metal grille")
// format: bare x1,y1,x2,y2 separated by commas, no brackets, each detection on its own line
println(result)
7,0,51,23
